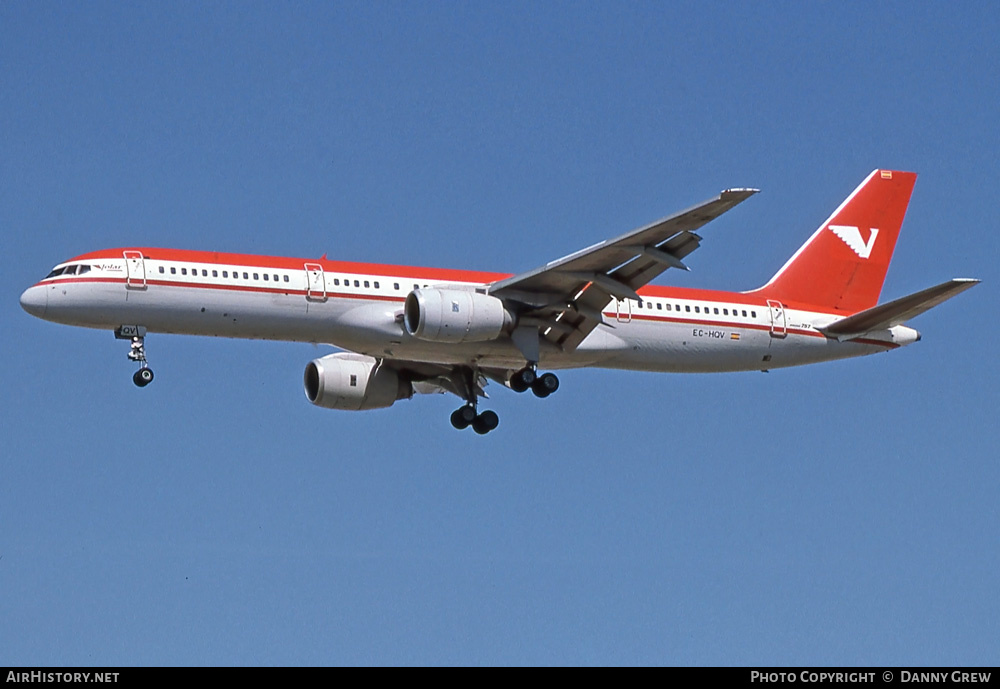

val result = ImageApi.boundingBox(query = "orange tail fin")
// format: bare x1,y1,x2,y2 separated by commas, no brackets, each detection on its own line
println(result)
752,169,917,313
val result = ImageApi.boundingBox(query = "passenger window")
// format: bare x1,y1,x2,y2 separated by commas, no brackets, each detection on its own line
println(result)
354,280,360,287
751,311,757,318
394,283,400,290
685,305,690,312
243,272,248,279
222,271,228,278
171,267,177,275
253,273,259,280
263,274,269,281
714,308,719,315
694,306,700,313
283,275,289,282
273,275,278,282
723,308,728,315
212,270,218,277
181,268,187,275
364,280,370,288
159,266,165,274
742,310,747,317
374,281,379,289
657,303,662,310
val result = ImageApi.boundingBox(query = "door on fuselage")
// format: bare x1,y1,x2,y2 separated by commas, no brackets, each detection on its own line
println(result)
123,251,146,290
615,297,632,323
304,263,327,302
767,299,787,338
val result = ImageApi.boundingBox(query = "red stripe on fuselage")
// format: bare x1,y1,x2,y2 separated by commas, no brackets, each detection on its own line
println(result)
59,247,851,314
42,273,898,349
69,248,509,285
35,275,409,303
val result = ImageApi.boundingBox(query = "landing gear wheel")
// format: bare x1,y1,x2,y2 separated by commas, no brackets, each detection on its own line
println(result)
450,405,477,430
538,372,559,394
531,372,558,398
531,384,550,398
510,366,537,393
519,367,537,387
133,367,154,387
472,410,500,435
510,371,529,393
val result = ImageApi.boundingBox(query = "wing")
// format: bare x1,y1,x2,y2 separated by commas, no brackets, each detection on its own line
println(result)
488,188,759,351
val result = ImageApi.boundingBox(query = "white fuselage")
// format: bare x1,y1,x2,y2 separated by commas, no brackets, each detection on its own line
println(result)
20,249,918,375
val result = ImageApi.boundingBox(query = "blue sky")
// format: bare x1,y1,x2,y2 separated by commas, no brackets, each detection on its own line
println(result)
2,2,997,665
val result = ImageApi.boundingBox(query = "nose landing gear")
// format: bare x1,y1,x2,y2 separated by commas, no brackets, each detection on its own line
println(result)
115,325,154,388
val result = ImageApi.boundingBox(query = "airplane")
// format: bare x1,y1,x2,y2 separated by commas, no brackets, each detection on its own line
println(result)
20,169,978,434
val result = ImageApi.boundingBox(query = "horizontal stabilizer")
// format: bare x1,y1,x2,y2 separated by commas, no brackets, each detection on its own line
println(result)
819,278,979,338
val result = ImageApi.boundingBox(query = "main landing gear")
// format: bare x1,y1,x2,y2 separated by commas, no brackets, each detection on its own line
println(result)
448,366,500,435
508,366,559,398
450,405,500,435
448,365,560,434
116,326,154,388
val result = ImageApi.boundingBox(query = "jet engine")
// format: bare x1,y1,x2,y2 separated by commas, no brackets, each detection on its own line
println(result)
403,288,512,343
304,353,412,411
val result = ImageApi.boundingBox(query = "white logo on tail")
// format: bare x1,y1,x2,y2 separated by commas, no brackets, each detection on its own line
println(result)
829,225,879,259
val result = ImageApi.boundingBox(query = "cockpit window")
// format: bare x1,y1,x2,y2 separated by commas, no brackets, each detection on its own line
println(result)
43,264,93,279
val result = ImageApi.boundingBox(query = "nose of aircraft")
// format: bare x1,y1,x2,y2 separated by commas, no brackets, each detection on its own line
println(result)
20,285,47,318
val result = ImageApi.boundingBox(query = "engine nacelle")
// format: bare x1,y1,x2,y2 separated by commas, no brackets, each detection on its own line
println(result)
403,288,512,343
304,353,412,411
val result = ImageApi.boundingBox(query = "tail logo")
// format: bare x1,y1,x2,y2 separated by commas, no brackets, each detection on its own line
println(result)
829,225,879,259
